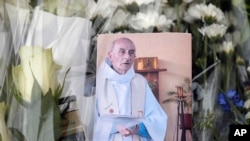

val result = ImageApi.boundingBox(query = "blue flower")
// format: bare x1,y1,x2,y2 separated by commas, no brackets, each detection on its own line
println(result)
218,93,230,111
226,90,244,107
218,90,244,112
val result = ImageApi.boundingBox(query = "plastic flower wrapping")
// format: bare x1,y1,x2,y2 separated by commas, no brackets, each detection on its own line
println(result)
0,0,250,141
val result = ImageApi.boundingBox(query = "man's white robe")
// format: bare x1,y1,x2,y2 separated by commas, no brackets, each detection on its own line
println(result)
93,59,167,141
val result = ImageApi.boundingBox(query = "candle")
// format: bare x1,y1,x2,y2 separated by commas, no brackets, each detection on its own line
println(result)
138,59,143,70
153,57,157,69
177,86,183,97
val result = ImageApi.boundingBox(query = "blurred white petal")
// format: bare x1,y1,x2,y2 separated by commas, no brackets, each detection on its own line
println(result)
12,46,61,102
185,3,225,23
120,0,154,6
245,112,250,120
198,24,227,38
94,0,124,18
219,41,234,54
0,102,11,141
129,11,173,31
244,99,250,109
103,9,130,32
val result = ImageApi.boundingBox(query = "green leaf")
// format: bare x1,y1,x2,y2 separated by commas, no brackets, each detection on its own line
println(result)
8,127,27,141
54,68,71,100
30,72,43,105
27,97,41,141
37,91,61,141
0,58,2,68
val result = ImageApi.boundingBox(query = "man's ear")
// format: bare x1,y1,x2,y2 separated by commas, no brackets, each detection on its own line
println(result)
108,51,112,60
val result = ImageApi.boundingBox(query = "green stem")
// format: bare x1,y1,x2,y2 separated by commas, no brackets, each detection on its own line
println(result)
226,94,247,124
212,127,220,141
175,4,181,32
204,36,208,85
213,44,217,64
224,54,233,91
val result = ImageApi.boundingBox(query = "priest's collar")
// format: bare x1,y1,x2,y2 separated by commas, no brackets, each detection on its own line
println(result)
98,58,135,83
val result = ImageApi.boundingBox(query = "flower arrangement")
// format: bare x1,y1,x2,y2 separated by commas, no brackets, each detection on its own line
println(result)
1,0,250,141
3,46,69,141
1,0,91,141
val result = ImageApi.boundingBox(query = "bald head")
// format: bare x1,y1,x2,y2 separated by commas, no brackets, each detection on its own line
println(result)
110,38,136,52
108,38,136,74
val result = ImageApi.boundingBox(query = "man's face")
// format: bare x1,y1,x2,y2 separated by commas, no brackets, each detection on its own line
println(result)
108,40,136,75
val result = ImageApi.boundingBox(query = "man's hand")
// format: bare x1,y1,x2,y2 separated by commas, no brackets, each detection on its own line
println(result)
116,124,139,137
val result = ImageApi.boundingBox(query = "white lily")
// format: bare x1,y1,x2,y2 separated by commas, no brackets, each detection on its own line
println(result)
12,46,61,103
198,23,227,38
247,66,250,74
0,102,11,141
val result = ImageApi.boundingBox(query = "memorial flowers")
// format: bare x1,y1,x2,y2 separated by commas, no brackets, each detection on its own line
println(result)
9,46,68,141
12,46,63,104
1,0,250,141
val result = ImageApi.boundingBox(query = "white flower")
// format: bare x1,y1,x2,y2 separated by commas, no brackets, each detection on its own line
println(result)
219,41,235,54
247,66,250,74
103,9,130,32
12,46,61,103
129,11,174,31
184,3,206,22
203,3,225,23
183,0,193,3
0,102,11,141
185,3,225,23
163,4,186,21
198,23,227,38
245,111,250,120
244,99,250,109
94,0,124,18
120,0,154,6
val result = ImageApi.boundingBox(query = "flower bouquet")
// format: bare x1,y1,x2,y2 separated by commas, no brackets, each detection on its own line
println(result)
1,1,93,141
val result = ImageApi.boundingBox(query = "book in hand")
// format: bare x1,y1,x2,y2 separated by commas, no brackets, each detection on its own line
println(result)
100,115,145,134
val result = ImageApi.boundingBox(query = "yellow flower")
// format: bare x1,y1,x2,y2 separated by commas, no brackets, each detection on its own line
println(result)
12,46,61,103
0,102,11,141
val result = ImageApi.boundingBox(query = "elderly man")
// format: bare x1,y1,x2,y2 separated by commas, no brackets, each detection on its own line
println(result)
93,37,167,141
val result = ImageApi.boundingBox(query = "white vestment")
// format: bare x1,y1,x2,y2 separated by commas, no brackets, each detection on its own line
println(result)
93,59,167,141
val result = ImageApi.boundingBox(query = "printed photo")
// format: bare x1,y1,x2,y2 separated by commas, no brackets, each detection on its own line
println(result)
94,33,192,141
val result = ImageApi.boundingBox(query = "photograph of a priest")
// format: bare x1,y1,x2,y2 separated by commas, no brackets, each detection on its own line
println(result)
93,37,167,141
